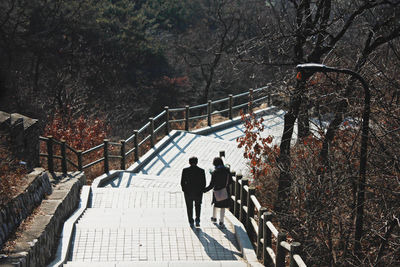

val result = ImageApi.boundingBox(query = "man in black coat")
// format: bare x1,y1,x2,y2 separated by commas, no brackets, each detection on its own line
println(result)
181,156,206,227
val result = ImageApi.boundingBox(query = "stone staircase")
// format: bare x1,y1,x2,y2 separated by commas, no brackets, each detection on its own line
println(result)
56,112,287,266
63,174,249,267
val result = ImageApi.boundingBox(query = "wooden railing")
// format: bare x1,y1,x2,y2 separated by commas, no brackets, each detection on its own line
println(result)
39,86,274,174
226,165,307,267
38,85,308,266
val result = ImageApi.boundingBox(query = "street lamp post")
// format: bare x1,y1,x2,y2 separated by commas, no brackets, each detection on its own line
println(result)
296,63,371,254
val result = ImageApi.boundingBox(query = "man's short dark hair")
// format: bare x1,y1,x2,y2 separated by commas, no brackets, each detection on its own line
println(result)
189,156,198,165
213,157,224,166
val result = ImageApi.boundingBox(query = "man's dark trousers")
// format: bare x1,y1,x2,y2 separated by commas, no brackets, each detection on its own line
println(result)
181,165,206,225
184,194,202,224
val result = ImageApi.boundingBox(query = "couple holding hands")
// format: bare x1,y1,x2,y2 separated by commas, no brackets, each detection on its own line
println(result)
181,156,233,228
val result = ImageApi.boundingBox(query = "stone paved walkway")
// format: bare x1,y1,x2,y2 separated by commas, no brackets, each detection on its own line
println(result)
62,107,290,267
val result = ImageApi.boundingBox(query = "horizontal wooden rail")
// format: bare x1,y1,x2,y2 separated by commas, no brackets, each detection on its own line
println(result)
188,114,208,120
138,135,151,147
153,110,166,120
233,91,250,98
169,118,186,123
82,143,104,156
294,255,307,267
125,147,136,156
39,86,276,182
189,103,208,110
83,157,104,170
108,155,122,159
253,95,269,103
212,96,229,104
52,139,62,145
66,158,78,169
232,102,249,110
154,122,166,134
108,141,122,146
251,195,261,211
65,143,77,153
138,122,150,134
211,108,230,115
266,220,279,237
169,107,186,112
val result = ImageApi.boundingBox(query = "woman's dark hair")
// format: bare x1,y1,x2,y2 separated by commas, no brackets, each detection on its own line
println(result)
213,157,224,166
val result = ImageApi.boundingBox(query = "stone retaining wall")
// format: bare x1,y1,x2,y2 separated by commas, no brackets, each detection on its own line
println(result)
0,111,40,171
0,170,86,267
0,168,52,247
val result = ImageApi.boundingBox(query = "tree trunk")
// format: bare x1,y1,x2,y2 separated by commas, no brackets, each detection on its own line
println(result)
274,80,305,212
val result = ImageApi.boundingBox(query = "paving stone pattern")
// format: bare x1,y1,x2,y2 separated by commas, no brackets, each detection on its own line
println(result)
65,109,290,266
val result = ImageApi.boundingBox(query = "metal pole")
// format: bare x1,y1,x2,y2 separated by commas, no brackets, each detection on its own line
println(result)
185,105,189,131
234,174,242,218
240,178,248,223
103,139,109,173
263,212,273,266
229,94,233,119
249,88,254,112
165,106,170,135
61,140,67,174
276,232,287,267
256,207,267,258
134,130,139,161
149,117,154,147
246,186,255,231
207,100,212,126
120,140,126,170
77,150,83,171
290,242,301,267
47,136,54,173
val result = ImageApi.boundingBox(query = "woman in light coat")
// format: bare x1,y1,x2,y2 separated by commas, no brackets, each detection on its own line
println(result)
204,157,233,228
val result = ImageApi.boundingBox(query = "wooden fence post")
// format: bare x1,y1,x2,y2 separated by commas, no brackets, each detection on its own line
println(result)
234,174,242,218
256,207,268,258
229,171,236,212
185,105,189,131
276,232,287,267
104,139,109,173
240,178,249,223
47,136,54,173
165,106,170,135
207,100,212,126
290,242,301,267
263,212,273,266
120,139,126,170
149,117,154,147
61,140,67,174
77,150,83,171
249,88,254,112
246,186,255,231
134,130,139,161
229,94,233,119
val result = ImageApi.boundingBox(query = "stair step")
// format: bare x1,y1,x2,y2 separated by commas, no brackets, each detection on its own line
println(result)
64,260,249,267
